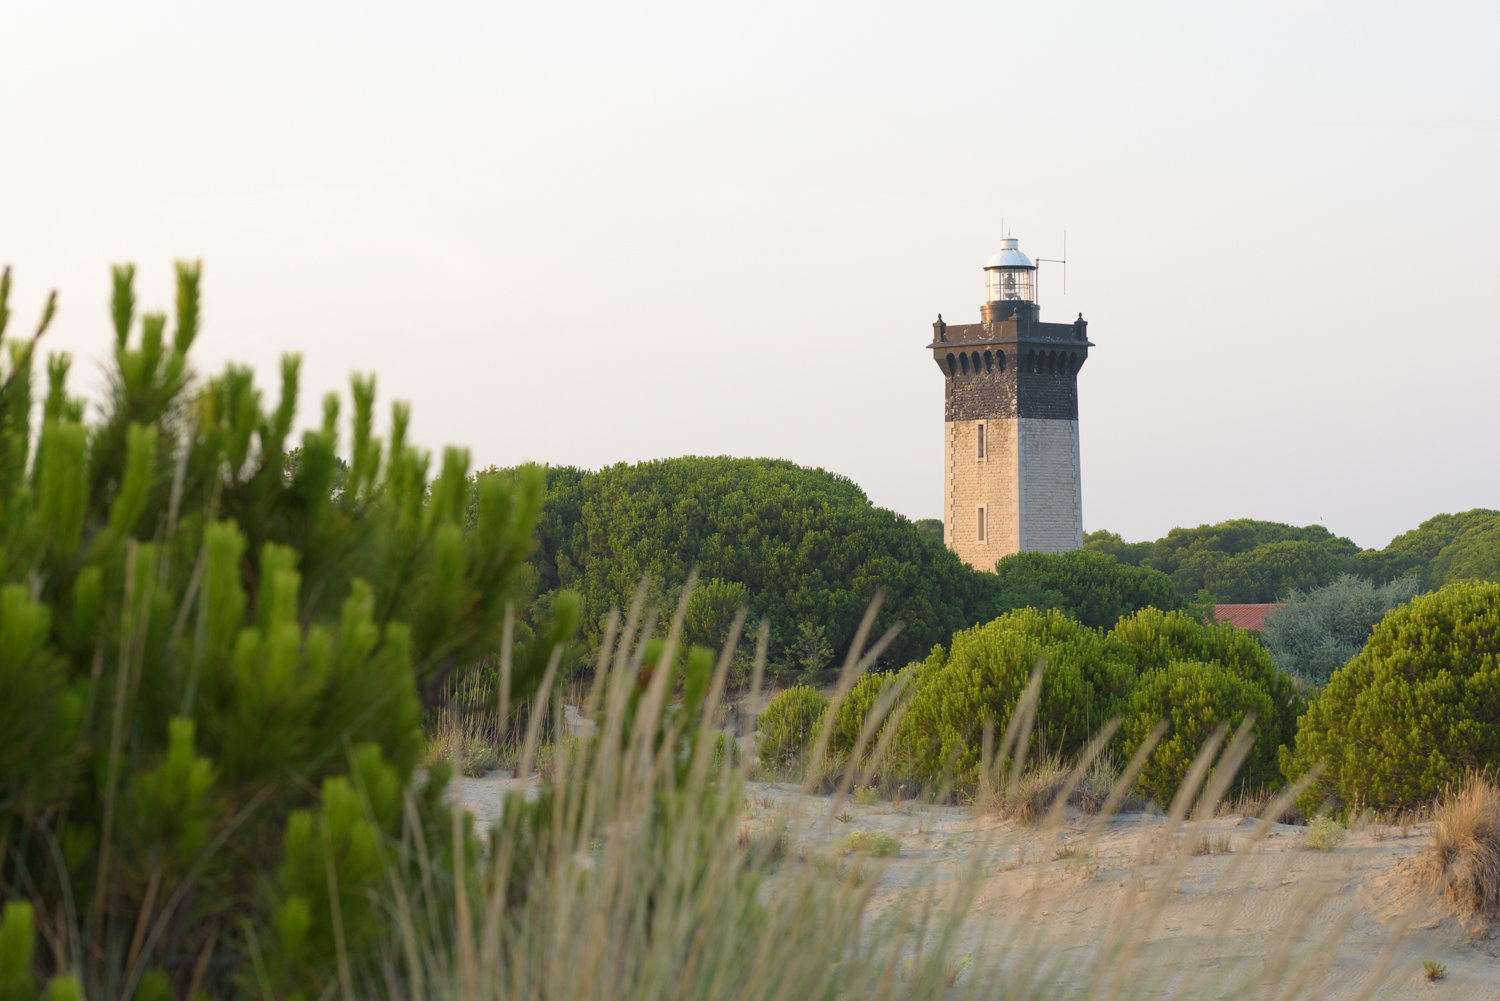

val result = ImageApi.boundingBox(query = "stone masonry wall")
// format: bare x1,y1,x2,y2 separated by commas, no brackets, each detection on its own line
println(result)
944,418,1020,570
1017,418,1083,553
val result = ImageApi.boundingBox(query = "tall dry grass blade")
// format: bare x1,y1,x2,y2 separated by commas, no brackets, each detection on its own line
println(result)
497,602,514,734
700,605,747,731
977,715,996,815
514,645,562,782
1038,718,1121,830
802,593,901,797
322,815,356,1001
746,620,769,736
847,674,911,796
1000,659,1045,807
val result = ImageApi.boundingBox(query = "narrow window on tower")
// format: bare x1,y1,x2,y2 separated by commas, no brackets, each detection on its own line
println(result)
976,421,986,460
976,505,987,543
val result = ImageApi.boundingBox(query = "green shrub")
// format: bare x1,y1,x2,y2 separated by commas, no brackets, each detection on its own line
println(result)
0,264,577,998
1304,815,1346,851
830,668,903,759
838,830,901,857
712,731,742,772
1110,607,1302,753
756,685,830,775
1280,581,1500,814
1118,660,1278,805
993,549,1186,628
1259,573,1419,687
892,609,1134,797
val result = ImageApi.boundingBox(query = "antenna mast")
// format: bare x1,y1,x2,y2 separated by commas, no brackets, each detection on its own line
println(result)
1035,230,1067,305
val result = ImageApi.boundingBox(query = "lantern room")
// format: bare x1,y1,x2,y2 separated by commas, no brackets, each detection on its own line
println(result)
984,237,1036,303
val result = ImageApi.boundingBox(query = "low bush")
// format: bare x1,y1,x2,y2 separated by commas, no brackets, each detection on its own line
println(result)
1111,608,1302,750
1280,581,1500,814
830,666,909,767
756,685,830,775
1118,660,1277,806
1304,815,1347,851
712,731,742,772
838,830,901,858
893,609,1134,798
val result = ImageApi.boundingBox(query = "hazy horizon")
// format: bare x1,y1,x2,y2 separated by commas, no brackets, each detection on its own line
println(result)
5,0,1497,551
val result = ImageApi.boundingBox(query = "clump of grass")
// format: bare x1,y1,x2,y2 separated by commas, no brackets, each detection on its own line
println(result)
1304,814,1347,851
995,752,1128,823
1417,774,1500,933
1192,834,1233,856
839,830,901,858
1423,959,1447,982
424,664,531,776
460,740,502,777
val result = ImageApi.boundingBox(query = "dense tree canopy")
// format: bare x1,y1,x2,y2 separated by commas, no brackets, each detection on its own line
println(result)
476,458,1008,674
992,550,1186,629
1386,509,1500,590
1086,511,1500,604
482,460,1198,678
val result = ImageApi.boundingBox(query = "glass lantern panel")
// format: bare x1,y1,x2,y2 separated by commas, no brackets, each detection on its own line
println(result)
986,269,1034,303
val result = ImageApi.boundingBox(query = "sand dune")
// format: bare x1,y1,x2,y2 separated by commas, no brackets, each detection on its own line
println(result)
452,772,1500,999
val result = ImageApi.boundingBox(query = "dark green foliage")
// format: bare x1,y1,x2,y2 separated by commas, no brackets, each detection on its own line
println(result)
1110,607,1302,755
1260,573,1419,686
1281,581,1500,814
1089,511,1500,604
893,609,1135,796
1187,540,1350,604
0,265,576,998
476,458,1007,676
684,578,753,651
831,669,904,759
993,550,1186,628
1422,512,1500,590
1382,509,1500,589
913,518,943,546
755,686,830,775
1116,520,1359,604
1080,530,1158,568
1120,660,1277,805
0,900,39,1001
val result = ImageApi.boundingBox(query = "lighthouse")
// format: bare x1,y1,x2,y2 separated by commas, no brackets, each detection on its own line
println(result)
928,236,1091,569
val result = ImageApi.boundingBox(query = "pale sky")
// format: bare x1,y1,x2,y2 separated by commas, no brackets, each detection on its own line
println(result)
5,0,1498,550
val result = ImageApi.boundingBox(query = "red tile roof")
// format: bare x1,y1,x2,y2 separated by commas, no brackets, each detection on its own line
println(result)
1210,603,1282,632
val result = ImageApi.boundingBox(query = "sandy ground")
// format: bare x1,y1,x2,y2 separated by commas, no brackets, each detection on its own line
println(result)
736,784,1500,1000
448,709,1500,1001
451,771,1500,1000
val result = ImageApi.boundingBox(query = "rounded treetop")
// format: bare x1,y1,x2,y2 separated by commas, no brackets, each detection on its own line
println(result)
985,237,1035,270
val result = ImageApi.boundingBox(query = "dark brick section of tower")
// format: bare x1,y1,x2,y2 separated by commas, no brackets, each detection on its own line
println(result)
928,303,1092,423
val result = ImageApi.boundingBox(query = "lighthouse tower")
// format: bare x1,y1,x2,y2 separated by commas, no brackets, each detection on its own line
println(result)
927,237,1091,570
